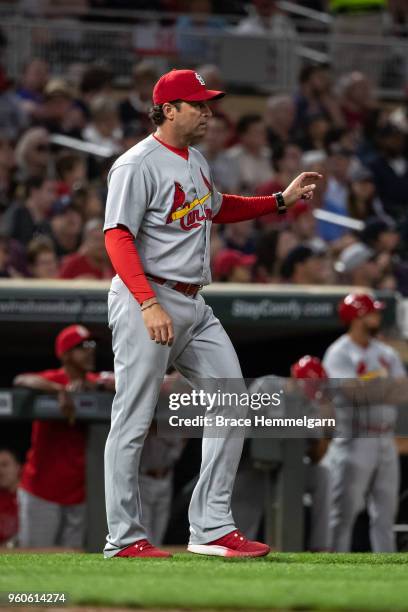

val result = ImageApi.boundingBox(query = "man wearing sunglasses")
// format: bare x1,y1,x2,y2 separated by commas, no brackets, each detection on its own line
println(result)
13,324,114,548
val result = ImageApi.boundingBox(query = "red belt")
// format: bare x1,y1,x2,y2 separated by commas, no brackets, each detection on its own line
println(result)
148,275,202,297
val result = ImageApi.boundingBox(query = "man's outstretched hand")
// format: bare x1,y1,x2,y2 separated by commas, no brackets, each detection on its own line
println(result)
282,172,323,207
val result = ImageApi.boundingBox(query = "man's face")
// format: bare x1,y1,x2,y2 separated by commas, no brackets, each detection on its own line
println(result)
360,311,382,337
65,341,96,372
35,180,56,213
302,256,326,284
0,451,20,490
241,120,267,150
203,117,229,152
166,100,212,144
32,250,58,279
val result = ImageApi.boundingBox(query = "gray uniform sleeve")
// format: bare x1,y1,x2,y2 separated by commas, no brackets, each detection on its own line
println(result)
323,347,355,378
104,161,153,237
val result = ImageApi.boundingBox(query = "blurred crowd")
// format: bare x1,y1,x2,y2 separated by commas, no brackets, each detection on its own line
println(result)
0,30,408,293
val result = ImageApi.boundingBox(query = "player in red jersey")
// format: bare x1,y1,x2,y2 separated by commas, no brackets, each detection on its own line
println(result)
14,325,114,548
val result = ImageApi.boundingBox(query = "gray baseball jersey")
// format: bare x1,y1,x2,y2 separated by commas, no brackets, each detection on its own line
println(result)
103,134,247,557
322,333,405,552
104,134,222,285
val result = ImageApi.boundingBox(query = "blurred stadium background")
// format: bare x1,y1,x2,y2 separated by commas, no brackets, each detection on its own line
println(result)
1,0,408,559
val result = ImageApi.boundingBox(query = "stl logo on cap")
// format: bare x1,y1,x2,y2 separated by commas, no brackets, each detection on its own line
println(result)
195,72,205,86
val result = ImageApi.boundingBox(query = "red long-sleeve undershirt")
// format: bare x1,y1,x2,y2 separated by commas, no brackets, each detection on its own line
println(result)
105,193,278,304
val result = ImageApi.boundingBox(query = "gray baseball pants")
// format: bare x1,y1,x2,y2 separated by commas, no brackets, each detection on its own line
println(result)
17,488,85,548
324,437,399,552
104,277,245,557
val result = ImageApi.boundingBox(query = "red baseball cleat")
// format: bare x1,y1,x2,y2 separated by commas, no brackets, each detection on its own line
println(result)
187,529,270,558
114,539,172,558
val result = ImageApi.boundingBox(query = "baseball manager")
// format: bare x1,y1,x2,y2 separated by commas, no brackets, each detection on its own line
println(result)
103,68,322,558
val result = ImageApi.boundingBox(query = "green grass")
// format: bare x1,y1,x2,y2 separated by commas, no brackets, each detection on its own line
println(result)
1,553,408,611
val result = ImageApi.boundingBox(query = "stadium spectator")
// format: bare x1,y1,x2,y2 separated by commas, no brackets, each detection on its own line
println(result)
119,61,158,132
227,114,273,194
0,235,23,278
369,123,408,223
50,199,82,258
69,185,104,223
347,166,386,221
199,115,240,193
222,220,257,255
297,113,331,152
16,59,49,123
82,96,122,154
0,30,27,140
334,242,381,288
175,0,226,62
121,122,151,153
254,227,299,282
26,235,59,279
293,64,344,139
40,78,77,136
360,217,404,292
337,71,378,131
78,64,113,121
291,202,328,254
264,94,296,152
235,0,296,37
257,143,302,196
0,448,21,547
0,131,16,214
256,142,302,225
14,127,51,182
317,143,353,242
55,152,87,196
14,324,114,548
213,248,256,282
59,218,113,279
4,176,56,246
280,244,329,284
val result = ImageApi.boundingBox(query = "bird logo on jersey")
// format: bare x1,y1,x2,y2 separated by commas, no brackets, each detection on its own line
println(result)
166,169,213,231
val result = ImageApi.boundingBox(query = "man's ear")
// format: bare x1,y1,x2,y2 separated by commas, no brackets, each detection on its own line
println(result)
162,102,176,121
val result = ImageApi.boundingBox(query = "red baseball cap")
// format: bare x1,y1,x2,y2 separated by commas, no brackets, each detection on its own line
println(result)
55,324,92,358
153,69,225,105
291,355,327,380
338,293,385,325
213,249,256,280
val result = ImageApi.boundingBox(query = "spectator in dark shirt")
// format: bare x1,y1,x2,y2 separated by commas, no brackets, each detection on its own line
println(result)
0,131,16,215
369,123,408,222
5,176,56,246
119,61,157,132
294,64,344,139
50,198,82,258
